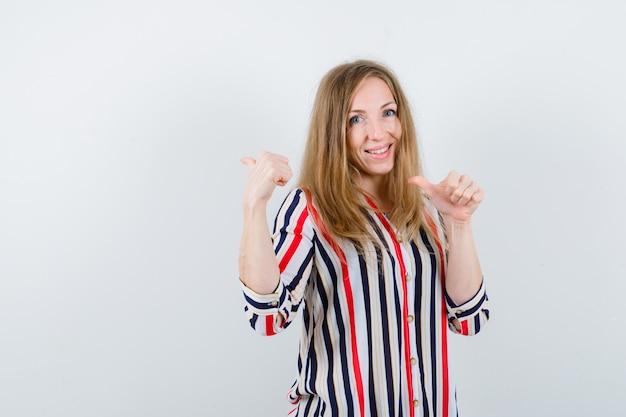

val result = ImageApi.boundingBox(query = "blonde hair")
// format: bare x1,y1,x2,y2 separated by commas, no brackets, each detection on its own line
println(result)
298,59,433,245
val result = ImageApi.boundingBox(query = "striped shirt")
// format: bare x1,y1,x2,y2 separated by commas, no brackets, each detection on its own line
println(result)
242,188,490,417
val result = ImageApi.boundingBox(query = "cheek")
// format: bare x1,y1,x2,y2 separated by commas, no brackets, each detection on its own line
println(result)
394,122,402,139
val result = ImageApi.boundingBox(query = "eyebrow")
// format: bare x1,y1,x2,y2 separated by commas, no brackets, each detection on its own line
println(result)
348,101,397,114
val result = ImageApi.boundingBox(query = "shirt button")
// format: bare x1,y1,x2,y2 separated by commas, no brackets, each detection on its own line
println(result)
455,310,462,316
405,274,412,281
407,315,414,323
413,399,419,407
270,301,278,307
410,357,417,365
396,235,403,242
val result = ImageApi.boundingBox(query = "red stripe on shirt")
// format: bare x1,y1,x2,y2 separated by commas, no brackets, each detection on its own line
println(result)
303,189,365,417
279,207,309,273
365,197,415,417
266,315,276,336
461,320,469,336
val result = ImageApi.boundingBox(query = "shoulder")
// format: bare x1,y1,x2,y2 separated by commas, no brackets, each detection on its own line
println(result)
274,188,313,226
273,187,317,238
276,187,308,215
279,187,311,209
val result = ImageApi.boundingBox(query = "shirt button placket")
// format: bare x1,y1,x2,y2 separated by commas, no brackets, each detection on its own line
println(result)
403,261,418,412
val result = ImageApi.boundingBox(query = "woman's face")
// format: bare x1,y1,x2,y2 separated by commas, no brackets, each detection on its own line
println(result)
346,77,402,188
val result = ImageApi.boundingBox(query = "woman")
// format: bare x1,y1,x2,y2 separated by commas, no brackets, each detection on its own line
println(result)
239,60,489,417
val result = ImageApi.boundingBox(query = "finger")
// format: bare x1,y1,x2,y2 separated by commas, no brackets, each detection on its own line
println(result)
408,175,434,198
456,183,484,205
471,188,485,204
240,156,256,168
452,176,475,204
457,175,474,190
456,185,475,205
444,170,460,195
273,167,293,187
273,173,288,186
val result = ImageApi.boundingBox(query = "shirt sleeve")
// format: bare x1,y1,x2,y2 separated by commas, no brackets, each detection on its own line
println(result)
241,188,316,336
445,279,490,336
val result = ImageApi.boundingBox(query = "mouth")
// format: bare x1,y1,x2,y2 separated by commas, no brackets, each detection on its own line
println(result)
365,144,392,155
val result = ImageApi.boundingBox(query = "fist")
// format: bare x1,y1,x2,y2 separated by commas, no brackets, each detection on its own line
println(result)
241,151,293,206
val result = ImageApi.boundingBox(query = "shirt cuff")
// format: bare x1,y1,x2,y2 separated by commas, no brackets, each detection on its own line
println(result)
240,279,285,315
445,279,487,320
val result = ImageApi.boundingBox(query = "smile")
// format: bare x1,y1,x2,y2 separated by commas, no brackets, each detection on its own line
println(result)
366,144,392,155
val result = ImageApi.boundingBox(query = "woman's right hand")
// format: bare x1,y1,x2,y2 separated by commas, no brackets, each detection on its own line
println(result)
240,151,293,208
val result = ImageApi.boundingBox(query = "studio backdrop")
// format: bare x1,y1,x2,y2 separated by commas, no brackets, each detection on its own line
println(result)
0,1,624,416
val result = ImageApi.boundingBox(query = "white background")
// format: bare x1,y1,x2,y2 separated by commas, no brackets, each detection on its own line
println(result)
1,1,625,416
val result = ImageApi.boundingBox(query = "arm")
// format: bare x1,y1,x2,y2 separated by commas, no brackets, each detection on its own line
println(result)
239,152,314,335
409,171,490,335
409,171,484,302
240,188,315,335
442,216,482,304
239,151,293,294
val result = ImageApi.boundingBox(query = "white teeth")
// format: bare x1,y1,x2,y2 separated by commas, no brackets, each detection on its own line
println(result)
368,145,390,155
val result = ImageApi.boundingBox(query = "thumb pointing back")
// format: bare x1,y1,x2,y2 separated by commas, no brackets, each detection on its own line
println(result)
408,175,433,198
240,156,256,168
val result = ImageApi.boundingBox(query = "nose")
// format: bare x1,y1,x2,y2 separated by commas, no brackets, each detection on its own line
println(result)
366,117,385,140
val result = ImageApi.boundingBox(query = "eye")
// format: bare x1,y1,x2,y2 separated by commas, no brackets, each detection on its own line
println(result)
383,109,397,118
349,115,364,125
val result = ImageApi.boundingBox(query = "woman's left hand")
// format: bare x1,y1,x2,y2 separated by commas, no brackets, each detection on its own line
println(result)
408,171,484,224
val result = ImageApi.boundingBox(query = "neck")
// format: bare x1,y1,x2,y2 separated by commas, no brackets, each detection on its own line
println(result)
359,176,393,213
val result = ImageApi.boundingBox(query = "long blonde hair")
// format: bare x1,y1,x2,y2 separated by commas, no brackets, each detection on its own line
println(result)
298,59,433,244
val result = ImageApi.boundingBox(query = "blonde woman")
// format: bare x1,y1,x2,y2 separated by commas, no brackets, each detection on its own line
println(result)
239,60,489,417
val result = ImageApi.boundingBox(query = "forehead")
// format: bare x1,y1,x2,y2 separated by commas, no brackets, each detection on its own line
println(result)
350,77,395,108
